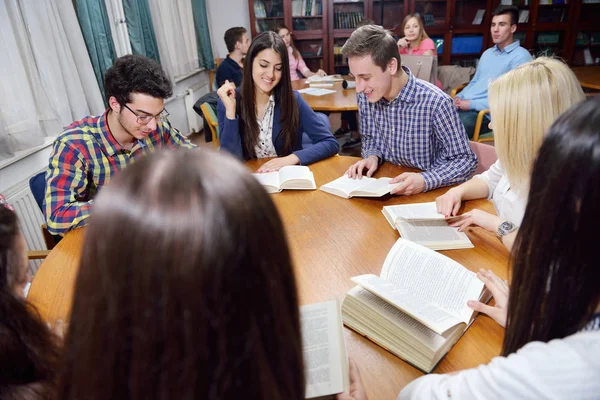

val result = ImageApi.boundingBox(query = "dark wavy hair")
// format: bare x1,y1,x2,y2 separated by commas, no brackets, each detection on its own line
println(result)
239,31,299,158
0,207,60,399
503,96,600,356
104,54,173,106
59,149,305,400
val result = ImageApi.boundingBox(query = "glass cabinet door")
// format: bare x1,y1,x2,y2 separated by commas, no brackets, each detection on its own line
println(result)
372,0,405,33
254,0,285,32
413,0,447,29
292,0,324,31
332,0,365,30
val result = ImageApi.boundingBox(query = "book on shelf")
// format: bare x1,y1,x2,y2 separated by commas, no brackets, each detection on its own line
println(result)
320,175,397,199
301,300,349,398
518,9,529,23
292,0,303,16
381,202,473,251
342,238,491,373
254,0,267,18
253,165,316,194
472,9,485,25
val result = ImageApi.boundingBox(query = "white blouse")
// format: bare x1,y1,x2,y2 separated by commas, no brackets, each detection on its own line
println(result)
254,95,277,158
473,160,527,226
398,328,600,400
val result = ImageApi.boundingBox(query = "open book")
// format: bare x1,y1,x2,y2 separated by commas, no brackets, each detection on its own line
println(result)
320,175,396,199
253,165,316,194
306,74,344,84
342,238,490,373
382,202,473,250
301,300,349,398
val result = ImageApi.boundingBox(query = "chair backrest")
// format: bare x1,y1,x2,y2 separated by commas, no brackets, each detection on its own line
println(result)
200,102,220,149
401,55,438,85
29,171,46,211
469,141,498,175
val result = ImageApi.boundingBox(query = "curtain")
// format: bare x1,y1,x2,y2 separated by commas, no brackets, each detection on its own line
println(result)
147,0,199,81
74,0,118,103
0,0,104,160
123,0,161,63
191,0,215,69
105,0,133,57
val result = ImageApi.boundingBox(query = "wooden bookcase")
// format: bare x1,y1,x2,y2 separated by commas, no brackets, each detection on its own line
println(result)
248,0,600,74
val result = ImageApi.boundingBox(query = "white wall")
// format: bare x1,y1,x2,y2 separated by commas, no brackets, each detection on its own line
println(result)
206,0,251,59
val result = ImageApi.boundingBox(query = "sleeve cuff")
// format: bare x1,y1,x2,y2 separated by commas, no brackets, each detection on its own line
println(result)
420,170,442,192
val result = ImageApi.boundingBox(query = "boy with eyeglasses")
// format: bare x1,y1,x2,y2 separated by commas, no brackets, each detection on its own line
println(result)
44,54,196,236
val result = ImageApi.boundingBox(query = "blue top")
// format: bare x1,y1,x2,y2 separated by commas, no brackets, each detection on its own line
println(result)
215,55,243,88
456,40,532,111
359,67,477,191
218,91,339,165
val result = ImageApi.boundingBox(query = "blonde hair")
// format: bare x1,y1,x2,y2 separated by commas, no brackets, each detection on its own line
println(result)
488,57,585,194
401,14,430,49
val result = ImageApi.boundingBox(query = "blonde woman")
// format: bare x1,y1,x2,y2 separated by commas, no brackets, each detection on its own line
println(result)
436,57,585,252
396,14,435,56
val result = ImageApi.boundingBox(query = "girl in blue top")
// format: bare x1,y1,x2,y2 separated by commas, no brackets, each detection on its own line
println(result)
217,31,338,173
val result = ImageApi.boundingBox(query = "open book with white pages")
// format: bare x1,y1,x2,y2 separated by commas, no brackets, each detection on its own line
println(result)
301,300,349,398
320,175,397,199
342,238,491,373
252,165,316,194
382,202,473,251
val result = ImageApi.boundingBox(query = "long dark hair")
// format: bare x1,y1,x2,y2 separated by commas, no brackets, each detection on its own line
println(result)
276,24,299,60
59,149,305,399
503,96,600,356
0,207,60,399
239,31,299,158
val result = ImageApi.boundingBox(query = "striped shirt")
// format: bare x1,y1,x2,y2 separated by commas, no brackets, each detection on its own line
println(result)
43,110,196,235
358,67,477,191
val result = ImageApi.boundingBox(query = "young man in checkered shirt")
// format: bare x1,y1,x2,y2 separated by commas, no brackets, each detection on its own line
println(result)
343,25,477,196
43,55,197,236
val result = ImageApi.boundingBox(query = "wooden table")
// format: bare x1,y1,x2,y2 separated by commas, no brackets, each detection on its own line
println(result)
28,156,508,399
572,66,600,91
292,78,358,112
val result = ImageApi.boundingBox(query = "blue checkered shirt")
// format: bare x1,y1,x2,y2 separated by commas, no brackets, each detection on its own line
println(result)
358,67,477,191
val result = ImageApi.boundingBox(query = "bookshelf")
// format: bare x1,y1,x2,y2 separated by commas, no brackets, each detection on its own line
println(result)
248,0,599,73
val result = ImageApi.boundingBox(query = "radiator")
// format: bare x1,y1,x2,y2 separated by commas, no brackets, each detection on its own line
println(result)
4,173,46,274
184,82,209,134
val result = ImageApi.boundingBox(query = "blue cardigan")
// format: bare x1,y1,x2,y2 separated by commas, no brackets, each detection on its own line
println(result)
217,91,339,165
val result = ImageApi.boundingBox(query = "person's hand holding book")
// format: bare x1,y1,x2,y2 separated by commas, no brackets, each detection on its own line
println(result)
336,359,368,400
467,269,509,328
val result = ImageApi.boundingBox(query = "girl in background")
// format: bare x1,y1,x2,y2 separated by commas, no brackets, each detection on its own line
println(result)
277,25,327,81
396,14,435,56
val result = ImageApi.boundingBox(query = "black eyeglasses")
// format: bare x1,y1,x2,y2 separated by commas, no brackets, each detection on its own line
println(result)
123,104,170,125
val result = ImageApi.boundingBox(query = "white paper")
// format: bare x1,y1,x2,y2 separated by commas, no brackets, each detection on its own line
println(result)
297,87,337,96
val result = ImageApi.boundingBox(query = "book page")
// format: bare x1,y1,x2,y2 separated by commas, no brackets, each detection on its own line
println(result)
320,175,377,198
306,74,344,83
351,275,461,334
301,300,346,398
351,177,395,197
252,171,280,191
382,202,446,222
279,165,316,189
380,239,483,324
396,220,473,250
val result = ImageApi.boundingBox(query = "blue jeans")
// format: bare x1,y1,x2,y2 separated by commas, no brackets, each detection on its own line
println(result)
458,110,491,139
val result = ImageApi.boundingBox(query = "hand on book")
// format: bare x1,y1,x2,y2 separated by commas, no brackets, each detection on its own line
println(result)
255,154,300,173
467,269,509,328
390,172,426,196
347,155,378,179
436,187,463,217
447,209,502,233
336,359,368,400
316,69,327,77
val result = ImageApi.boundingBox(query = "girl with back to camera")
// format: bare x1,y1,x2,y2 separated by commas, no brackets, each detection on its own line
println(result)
0,205,62,399
58,149,306,399
217,31,338,172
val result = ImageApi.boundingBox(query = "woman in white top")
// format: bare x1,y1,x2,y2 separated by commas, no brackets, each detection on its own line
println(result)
435,57,585,251
337,96,600,400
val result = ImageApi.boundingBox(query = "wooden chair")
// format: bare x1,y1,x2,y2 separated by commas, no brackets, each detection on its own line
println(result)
208,57,225,92
451,84,494,143
200,102,220,149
